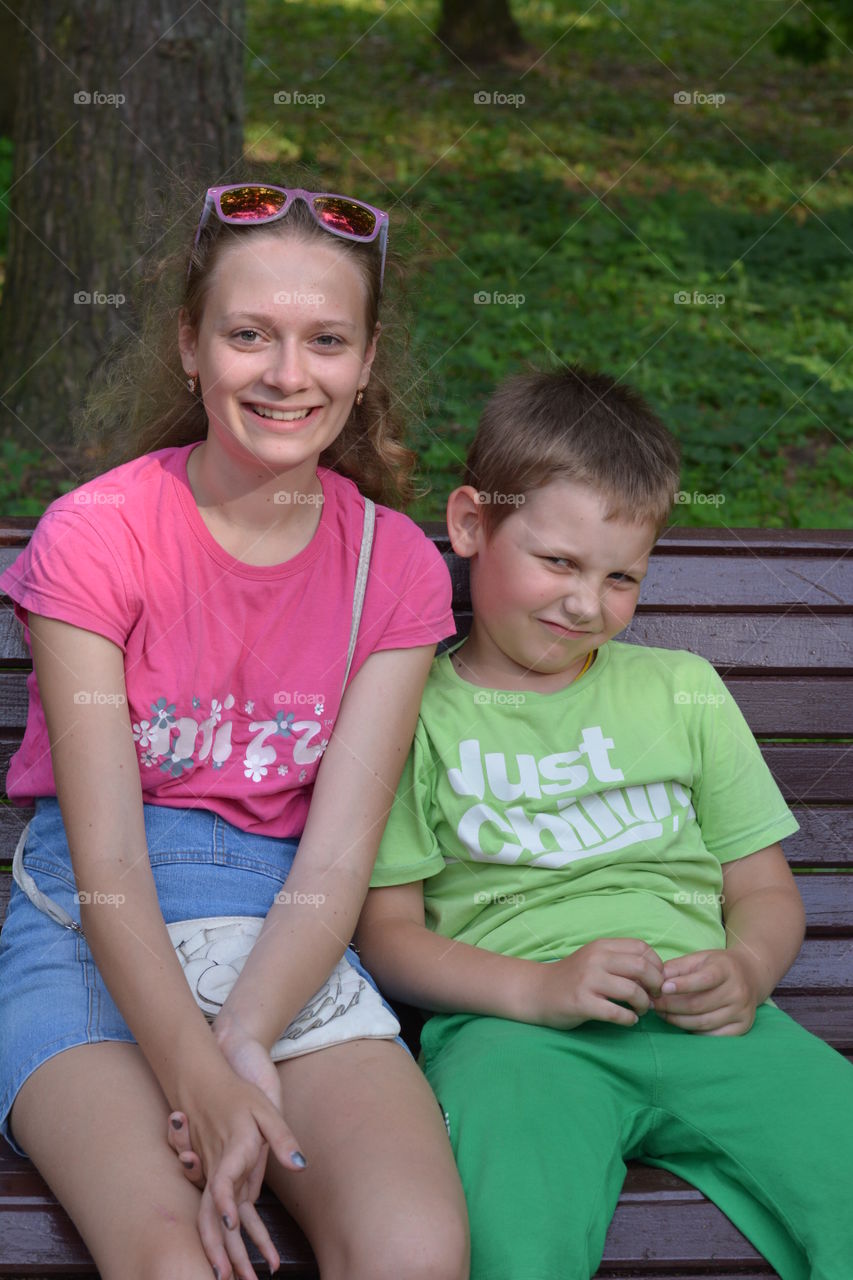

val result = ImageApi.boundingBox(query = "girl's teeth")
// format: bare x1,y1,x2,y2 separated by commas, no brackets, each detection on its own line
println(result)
253,406,312,421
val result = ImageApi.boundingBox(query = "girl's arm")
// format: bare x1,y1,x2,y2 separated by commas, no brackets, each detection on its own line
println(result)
213,644,436,1051
28,615,300,1278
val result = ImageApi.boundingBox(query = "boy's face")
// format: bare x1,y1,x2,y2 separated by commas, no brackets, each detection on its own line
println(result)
457,478,657,690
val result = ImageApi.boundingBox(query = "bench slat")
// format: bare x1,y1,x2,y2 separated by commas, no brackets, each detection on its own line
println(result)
448,612,853,672
0,1138,778,1275
2,670,851,739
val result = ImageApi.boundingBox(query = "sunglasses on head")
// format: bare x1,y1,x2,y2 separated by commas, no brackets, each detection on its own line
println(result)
190,184,390,290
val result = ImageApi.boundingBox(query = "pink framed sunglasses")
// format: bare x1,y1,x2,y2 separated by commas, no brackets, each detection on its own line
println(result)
191,184,390,289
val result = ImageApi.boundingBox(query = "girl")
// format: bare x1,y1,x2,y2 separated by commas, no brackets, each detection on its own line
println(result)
0,182,468,1280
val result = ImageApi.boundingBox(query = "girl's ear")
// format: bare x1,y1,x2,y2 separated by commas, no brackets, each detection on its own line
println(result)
446,486,487,559
177,308,198,375
359,321,381,386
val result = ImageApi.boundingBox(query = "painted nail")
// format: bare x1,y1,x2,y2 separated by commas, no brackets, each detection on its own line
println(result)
222,1213,233,1230
180,1155,194,1166
291,1151,307,1168
213,1268,221,1280
170,1116,183,1130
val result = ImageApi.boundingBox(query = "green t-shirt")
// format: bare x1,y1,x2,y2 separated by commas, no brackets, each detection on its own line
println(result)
372,642,799,964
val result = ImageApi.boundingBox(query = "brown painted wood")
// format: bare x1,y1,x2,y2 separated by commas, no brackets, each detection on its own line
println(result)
0,1137,778,1276
443,551,853,611
445,611,853,672
0,525,849,1278
2,669,850,739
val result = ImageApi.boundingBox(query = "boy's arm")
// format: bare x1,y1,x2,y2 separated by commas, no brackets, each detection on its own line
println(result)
356,880,665,1029
654,843,805,1036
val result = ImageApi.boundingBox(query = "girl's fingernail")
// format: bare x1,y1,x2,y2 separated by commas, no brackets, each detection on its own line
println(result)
213,1269,221,1280
222,1213,233,1229
180,1155,194,1166
170,1116,183,1130
291,1150,307,1169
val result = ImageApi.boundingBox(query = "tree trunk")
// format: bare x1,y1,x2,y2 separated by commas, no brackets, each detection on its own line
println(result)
436,0,525,62
0,0,244,451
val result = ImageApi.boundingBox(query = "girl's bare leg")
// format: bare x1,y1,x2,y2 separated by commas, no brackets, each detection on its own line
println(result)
10,1043,219,1280
266,1038,469,1280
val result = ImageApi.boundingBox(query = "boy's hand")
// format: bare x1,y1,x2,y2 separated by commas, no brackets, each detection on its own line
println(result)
653,948,761,1035
532,938,665,1028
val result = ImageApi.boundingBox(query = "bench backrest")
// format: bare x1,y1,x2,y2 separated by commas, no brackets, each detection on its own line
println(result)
3,519,852,1052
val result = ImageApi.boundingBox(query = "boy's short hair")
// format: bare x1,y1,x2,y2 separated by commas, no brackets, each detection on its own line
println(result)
463,365,680,536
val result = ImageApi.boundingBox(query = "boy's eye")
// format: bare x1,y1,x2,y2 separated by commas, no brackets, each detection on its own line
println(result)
543,556,574,569
234,329,260,343
607,573,638,585
313,333,343,348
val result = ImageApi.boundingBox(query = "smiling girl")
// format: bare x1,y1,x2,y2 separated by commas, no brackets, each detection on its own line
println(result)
0,182,468,1280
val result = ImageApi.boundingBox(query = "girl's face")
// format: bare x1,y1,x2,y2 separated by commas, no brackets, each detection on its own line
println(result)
179,231,377,481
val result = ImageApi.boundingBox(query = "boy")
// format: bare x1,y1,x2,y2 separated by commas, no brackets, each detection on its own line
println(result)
356,366,853,1280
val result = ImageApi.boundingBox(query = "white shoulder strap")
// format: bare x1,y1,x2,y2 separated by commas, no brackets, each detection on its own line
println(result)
341,497,375,696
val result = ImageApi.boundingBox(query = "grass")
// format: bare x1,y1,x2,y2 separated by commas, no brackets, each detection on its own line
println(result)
1,0,852,525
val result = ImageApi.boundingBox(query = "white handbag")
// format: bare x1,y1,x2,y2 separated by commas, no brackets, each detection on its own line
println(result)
12,497,401,1060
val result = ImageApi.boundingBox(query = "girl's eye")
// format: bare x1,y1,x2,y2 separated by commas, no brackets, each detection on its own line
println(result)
544,556,573,569
608,573,637,585
313,334,343,348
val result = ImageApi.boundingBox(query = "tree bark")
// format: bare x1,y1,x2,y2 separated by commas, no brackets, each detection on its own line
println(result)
436,0,525,62
0,0,244,451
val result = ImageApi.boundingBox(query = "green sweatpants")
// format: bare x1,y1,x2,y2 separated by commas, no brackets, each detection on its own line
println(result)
420,1005,853,1280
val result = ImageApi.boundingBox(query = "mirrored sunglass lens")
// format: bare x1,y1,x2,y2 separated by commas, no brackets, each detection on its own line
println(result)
219,186,287,220
313,196,376,238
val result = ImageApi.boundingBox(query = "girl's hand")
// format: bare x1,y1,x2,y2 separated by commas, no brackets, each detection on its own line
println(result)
171,1058,303,1280
168,1025,283,1189
653,948,760,1035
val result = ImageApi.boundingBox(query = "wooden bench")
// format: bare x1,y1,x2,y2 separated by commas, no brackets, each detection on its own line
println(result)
1,517,851,1278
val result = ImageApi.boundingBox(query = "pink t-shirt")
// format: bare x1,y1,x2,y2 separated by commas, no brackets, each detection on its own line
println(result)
0,445,454,836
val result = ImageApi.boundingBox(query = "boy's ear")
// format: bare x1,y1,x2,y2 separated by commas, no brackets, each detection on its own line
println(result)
446,486,486,558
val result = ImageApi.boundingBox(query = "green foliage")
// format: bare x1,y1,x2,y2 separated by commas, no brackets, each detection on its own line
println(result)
771,0,853,64
0,440,75,515
2,0,851,528
243,0,853,527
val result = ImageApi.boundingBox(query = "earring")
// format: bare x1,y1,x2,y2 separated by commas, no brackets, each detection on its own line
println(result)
187,374,198,395
355,387,365,406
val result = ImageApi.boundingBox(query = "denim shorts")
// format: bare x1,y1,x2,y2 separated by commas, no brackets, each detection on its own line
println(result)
0,797,405,1158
